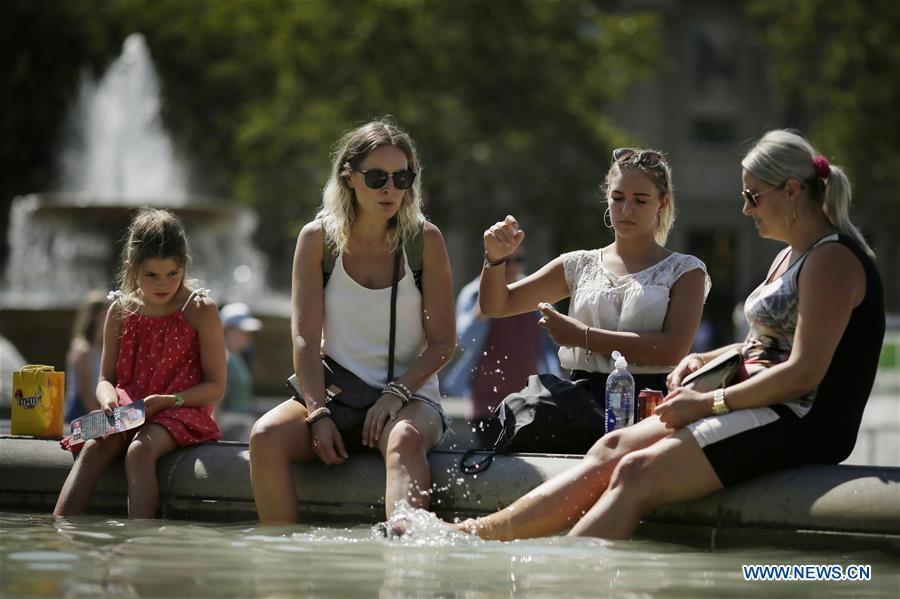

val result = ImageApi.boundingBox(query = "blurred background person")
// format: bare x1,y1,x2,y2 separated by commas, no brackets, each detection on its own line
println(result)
64,291,109,424
442,247,561,447
215,302,262,441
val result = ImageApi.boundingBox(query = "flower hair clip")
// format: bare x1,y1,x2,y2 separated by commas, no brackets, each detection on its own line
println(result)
812,155,830,180
192,288,211,307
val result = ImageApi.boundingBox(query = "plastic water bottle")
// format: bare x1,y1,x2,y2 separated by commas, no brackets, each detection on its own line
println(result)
605,351,635,434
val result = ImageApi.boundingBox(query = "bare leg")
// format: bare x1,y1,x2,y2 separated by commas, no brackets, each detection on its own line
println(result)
54,434,128,516
124,423,179,518
568,428,723,539
249,400,316,523
461,416,672,541
377,401,443,517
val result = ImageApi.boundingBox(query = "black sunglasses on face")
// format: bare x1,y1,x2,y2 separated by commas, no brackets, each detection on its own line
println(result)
613,148,665,168
353,167,416,190
741,184,781,207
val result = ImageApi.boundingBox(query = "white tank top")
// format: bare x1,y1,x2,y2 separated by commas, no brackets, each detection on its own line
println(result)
322,248,441,403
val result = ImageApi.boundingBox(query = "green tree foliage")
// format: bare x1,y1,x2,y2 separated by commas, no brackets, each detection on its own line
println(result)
1,0,126,266
3,0,663,285
745,0,900,242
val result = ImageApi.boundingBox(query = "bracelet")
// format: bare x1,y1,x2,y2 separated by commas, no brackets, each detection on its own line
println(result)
584,326,593,363
305,406,332,424
382,388,409,405
173,393,185,408
390,381,412,398
483,252,509,268
383,381,412,405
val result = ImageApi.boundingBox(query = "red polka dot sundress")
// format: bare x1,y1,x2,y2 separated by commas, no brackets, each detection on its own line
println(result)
62,295,221,452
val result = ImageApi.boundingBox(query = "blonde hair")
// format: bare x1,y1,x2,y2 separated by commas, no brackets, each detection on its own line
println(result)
741,129,874,258
316,118,425,255
602,149,676,245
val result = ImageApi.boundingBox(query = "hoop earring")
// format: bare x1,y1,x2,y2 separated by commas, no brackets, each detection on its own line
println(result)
603,208,614,229
785,202,798,229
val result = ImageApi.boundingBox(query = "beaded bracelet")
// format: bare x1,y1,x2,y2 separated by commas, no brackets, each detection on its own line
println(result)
584,326,593,363
384,384,410,405
483,252,509,269
383,381,412,405
305,406,332,424
382,388,409,405
390,381,412,399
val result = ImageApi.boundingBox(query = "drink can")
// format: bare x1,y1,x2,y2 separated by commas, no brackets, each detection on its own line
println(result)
636,389,664,422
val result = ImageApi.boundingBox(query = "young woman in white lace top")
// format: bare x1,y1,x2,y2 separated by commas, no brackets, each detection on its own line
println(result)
448,148,711,540
479,148,710,397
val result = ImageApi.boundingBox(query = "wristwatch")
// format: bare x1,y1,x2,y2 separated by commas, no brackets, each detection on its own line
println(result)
712,388,730,415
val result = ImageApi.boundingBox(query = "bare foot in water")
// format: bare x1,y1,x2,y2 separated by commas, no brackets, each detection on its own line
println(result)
375,514,410,540
453,518,482,537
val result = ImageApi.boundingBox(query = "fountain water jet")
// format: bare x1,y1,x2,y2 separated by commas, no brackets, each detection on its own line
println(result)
61,33,187,204
1,34,290,397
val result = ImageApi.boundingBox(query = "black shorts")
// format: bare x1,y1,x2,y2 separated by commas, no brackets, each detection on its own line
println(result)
688,403,821,487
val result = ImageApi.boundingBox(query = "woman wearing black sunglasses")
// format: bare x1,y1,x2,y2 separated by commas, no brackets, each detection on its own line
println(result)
453,130,883,542
250,119,456,523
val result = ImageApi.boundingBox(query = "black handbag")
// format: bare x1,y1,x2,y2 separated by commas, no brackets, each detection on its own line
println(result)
286,249,402,448
460,373,605,474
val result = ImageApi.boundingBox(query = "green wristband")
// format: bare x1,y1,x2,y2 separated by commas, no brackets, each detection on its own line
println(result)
174,394,185,408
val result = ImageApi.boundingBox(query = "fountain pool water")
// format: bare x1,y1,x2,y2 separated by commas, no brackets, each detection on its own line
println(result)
1,511,897,598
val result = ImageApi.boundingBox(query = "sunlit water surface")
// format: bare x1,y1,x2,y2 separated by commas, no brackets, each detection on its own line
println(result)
1,510,897,598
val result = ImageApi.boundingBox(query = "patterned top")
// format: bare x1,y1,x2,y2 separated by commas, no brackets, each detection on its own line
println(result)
742,233,837,417
561,249,710,373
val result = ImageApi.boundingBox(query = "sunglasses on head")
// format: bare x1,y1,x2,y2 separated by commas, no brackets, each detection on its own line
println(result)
352,167,416,190
741,183,782,207
613,148,665,168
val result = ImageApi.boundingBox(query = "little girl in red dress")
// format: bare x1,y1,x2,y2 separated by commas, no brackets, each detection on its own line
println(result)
55,208,226,518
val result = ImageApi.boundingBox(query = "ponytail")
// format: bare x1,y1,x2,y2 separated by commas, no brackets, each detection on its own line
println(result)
741,129,875,258
820,164,874,258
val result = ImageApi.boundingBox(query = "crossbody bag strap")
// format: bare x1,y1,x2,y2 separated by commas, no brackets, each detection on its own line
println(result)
387,248,401,382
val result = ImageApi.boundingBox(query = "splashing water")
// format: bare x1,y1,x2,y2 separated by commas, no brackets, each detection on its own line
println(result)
373,501,477,546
